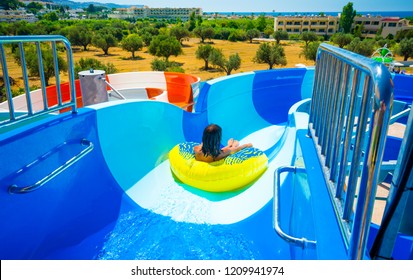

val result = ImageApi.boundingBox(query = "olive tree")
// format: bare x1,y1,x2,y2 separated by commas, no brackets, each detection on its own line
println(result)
195,44,214,70
246,29,260,43
253,42,287,69
209,49,241,75
397,38,413,61
121,34,143,59
148,35,182,62
169,25,190,46
67,24,92,51
301,31,319,47
273,30,289,44
300,41,320,62
346,37,375,57
331,32,354,48
193,26,215,43
92,27,118,55
13,43,67,86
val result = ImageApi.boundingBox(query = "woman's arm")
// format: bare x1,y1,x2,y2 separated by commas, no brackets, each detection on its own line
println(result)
230,143,252,153
220,141,252,158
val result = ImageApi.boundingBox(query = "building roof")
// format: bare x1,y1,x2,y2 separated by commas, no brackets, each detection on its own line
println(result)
382,17,401,22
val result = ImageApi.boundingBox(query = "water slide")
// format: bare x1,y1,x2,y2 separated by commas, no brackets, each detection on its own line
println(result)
0,69,349,260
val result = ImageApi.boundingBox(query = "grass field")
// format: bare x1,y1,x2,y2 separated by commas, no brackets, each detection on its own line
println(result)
71,38,313,81
2,37,411,92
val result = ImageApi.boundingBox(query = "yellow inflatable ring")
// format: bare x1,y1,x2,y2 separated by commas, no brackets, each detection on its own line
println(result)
169,142,268,192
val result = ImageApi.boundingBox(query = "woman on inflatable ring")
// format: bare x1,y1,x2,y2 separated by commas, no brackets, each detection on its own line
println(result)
169,124,268,192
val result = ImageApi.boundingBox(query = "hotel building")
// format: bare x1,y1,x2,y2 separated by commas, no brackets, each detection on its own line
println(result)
108,6,202,21
274,16,339,37
353,16,413,38
274,14,412,39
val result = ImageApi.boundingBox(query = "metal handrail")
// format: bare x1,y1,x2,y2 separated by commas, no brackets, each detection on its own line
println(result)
0,35,77,128
103,78,126,100
370,105,413,259
8,139,93,194
273,166,317,249
390,107,411,124
308,43,393,259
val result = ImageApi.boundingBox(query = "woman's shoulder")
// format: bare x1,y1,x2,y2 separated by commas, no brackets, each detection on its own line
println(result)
193,144,202,153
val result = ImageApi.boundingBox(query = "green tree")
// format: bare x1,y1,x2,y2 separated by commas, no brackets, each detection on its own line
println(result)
246,29,260,43
141,32,153,46
273,30,289,44
264,25,274,38
300,41,320,62
86,4,96,13
92,28,118,55
256,14,267,32
253,42,287,69
1,0,21,10
26,2,43,14
195,44,214,70
137,26,159,46
43,12,59,21
346,37,375,57
188,11,196,31
151,58,168,71
193,26,215,43
148,35,182,62
169,26,190,45
245,20,255,31
331,32,354,48
11,21,34,35
395,29,413,42
228,29,247,42
121,34,143,59
209,49,241,75
74,58,117,75
13,44,67,86
353,24,364,38
301,31,318,47
340,2,357,33
68,25,92,51
196,15,203,27
397,38,413,61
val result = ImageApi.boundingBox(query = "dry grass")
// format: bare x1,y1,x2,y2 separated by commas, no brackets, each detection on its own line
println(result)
2,38,411,90
71,38,313,81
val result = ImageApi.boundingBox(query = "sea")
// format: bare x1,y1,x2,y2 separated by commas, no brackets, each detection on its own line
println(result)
203,11,413,18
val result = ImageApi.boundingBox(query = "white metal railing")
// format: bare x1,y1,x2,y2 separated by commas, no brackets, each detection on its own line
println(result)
273,166,317,249
0,35,77,128
308,43,393,259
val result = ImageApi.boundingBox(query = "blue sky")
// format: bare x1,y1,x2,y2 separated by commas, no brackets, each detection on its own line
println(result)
77,0,413,12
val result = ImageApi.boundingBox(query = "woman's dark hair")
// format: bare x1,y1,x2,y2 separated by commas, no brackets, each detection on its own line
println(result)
201,124,222,159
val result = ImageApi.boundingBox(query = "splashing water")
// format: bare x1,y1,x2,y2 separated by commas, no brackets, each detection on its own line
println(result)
95,210,261,260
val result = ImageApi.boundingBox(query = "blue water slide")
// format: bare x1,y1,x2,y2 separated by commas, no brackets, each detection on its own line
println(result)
0,68,347,260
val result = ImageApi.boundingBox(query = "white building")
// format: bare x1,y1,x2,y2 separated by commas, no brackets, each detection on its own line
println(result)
0,9,38,23
108,6,202,21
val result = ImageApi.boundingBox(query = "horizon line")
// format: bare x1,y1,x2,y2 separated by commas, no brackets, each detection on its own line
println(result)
202,10,413,13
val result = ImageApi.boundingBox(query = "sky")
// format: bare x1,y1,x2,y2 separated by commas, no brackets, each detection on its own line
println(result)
75,0,413,12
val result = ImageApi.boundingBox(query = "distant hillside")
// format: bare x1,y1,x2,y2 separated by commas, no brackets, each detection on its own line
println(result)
51,0,143,9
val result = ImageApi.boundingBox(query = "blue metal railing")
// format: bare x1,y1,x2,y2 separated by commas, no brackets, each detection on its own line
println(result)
0,35,77,127
308,43,393,259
